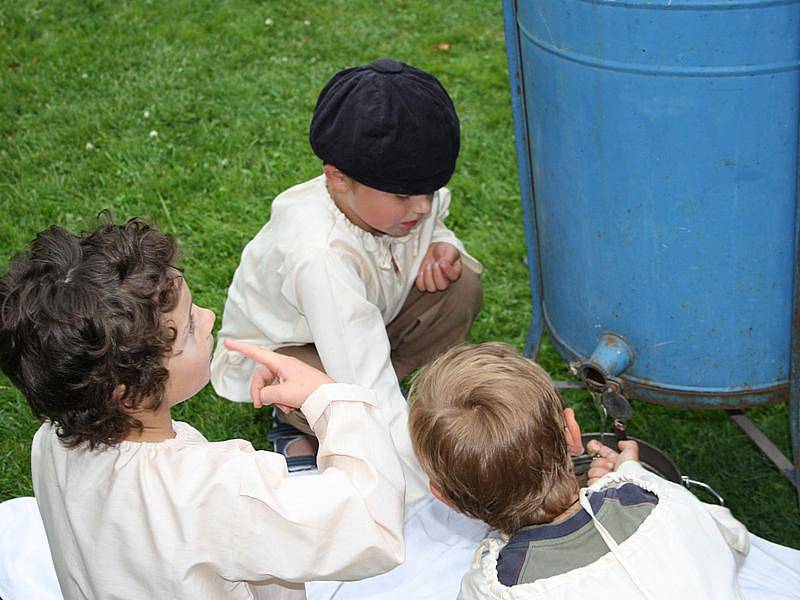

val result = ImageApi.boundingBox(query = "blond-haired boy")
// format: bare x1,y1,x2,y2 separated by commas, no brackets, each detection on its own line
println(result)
409,342,750,600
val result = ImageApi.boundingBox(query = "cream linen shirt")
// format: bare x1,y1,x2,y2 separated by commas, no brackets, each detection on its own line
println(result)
458,461,750,600
31,383,405,600
211,175,481,503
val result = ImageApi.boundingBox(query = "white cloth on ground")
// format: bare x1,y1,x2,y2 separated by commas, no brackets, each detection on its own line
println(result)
307,495,488,600
0,496,60,600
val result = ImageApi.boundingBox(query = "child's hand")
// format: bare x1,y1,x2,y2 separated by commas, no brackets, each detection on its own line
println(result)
416,242,462,292
224,340,334,412
585,439,640,486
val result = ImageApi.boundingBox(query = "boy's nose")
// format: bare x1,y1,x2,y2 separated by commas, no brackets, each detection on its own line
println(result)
203,307,217,329
412,194,433,215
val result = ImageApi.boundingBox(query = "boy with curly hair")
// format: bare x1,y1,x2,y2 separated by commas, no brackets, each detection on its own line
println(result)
0,218,405,599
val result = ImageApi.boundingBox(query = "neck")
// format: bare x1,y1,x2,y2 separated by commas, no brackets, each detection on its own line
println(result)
124,401,175,442
551,473,583,524
517,475,582,532
551,492,582,524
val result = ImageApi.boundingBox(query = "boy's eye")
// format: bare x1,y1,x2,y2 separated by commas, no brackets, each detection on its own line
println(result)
395,194,411,201
188,312,196,335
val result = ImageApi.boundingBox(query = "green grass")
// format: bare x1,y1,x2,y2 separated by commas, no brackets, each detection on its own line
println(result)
2,0,799,551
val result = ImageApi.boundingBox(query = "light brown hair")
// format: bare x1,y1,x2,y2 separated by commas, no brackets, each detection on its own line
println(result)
408,342,578,534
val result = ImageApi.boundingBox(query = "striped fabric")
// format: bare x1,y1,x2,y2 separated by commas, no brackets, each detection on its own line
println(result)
497,483,658,586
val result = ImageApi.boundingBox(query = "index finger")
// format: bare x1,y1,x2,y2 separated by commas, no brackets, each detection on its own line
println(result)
224,340,280,368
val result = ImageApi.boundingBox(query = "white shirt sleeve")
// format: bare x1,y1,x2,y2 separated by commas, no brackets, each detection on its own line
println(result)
229,383,405,583
430,188,483,274
281,250,427,502
703,503,751,557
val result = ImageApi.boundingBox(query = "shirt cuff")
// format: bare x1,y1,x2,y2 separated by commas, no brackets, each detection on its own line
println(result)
300,383,378,428
460,251,483,275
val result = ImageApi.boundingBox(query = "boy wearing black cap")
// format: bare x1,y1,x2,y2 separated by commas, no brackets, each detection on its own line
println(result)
211,59,482,502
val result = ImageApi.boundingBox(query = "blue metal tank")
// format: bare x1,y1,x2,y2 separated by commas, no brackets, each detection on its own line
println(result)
503,0,800,412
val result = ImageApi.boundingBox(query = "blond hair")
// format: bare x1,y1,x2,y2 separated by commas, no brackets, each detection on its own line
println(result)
408,342,578,534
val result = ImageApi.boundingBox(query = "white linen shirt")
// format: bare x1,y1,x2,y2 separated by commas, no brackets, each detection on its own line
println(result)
458,461,750,600
211,175,481,503
31,383,405,600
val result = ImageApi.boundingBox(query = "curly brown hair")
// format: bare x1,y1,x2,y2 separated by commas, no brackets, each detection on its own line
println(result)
408,342,578,534
0,216,182,448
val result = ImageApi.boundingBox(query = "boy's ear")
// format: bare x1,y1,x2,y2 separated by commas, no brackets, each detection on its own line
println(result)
563,407,584,456
429,481,460,512
114,384,144,414
323,164,352,194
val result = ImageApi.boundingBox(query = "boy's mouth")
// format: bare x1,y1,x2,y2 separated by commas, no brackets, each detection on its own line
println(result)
400,220,418,228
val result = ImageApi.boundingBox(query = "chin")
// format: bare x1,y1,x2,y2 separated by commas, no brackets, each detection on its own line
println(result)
385,229,408,237
187,375,213,404
199,371,211,391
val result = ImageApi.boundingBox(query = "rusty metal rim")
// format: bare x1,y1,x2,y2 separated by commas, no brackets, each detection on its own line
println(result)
544,309,787,407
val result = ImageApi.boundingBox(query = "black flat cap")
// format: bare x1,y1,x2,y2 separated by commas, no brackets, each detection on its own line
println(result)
309,58,460,195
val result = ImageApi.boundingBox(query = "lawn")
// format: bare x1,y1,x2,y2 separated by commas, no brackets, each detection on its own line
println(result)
1,0,798,549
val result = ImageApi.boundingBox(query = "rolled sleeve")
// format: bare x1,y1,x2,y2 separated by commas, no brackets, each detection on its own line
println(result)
300,383,378,431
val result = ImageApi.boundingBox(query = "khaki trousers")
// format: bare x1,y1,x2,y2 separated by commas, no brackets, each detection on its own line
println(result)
277,267,483,435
